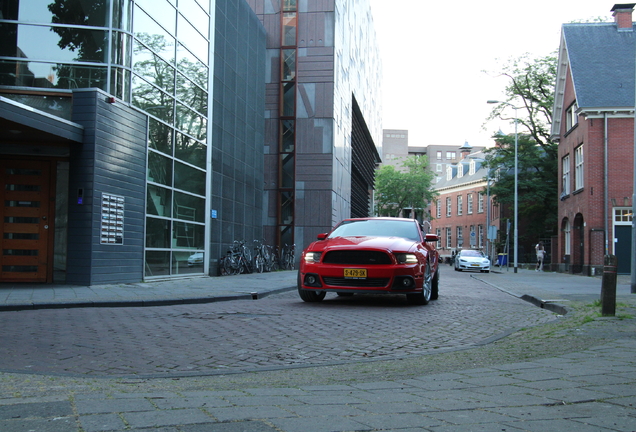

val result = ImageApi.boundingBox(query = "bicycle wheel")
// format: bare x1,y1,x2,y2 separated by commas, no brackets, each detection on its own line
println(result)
254,254,264,273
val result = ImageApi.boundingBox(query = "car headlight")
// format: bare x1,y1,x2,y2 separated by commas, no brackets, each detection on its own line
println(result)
304,252,322,263
395,253,418,264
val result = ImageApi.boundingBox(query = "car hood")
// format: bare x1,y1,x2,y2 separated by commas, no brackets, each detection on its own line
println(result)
308,236,417,253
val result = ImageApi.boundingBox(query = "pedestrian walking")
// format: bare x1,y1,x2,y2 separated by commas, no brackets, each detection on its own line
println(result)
535,241,545,272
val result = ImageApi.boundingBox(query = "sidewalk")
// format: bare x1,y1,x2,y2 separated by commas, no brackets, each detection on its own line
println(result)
0,268,633,312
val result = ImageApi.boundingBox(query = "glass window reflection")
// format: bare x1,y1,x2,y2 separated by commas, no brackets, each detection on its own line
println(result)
174,161,205,196
177,14,208,63
176,44,208,89
175,133,206,169
179,0,209,38
133,40,175,94
172,250,204,274
13,0,108,26
135,0,176,36
145,250,170,276
173,191,204,223
145,217,171,248
176,73,207,116
176,102,206,141
148,118,173,155
147,185,172,217
134,5,175,63
172,221,204,249
147,151,173,186
132,75,174,123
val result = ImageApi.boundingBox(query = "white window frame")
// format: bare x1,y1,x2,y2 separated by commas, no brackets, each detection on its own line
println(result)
575,145,584,190
457,226,463,246
436,164,442,172
566,101,579,131
478,193,484,213
562,154,570,195
446,197,451,217
467,194,473,214
436,151,442,160
436,199,441,219
478,225,484,248
446,227,452,248
469,160,476,175
457,195,463,216
436,228,442,248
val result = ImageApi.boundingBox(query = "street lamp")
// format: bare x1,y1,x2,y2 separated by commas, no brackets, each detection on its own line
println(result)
487,100,520,273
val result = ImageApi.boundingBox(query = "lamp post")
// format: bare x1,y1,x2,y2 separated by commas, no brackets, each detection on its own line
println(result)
487,100,520,273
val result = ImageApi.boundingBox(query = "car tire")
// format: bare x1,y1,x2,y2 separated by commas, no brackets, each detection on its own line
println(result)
407,260,432,305
297,272,326,302
431,268,439,300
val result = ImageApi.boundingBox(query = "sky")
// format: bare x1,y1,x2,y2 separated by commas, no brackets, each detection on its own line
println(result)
368,0,616,149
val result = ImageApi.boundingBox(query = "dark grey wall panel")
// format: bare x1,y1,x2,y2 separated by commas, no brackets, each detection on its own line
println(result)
210,0,266,274
66,89,147,285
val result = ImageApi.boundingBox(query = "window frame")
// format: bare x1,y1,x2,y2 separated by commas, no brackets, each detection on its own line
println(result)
574,145,584,190
562,154,570,195
446,197,452,217
457,195,463,216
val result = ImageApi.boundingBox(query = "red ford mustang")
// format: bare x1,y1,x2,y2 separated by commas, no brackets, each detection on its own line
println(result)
298,217,440,305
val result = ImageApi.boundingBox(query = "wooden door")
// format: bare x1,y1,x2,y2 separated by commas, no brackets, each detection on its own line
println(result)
0,159,55,282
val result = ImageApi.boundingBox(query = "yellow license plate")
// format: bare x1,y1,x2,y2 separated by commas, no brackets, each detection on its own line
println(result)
344,268,367,278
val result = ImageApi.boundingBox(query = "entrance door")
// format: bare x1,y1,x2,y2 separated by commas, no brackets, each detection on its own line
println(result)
0,159,55,282
615,225,632,274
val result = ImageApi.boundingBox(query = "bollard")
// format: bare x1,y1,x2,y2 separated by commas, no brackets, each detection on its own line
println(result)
601,255,617,317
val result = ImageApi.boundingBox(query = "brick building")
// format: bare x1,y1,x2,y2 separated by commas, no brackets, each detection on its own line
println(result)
551,3,635,275
429,145,501,263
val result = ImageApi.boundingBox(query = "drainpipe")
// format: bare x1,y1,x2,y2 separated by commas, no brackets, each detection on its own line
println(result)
604,113,609,256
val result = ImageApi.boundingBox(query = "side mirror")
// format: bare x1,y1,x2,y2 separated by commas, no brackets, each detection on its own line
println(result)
317,233,328,240
425,234,439,242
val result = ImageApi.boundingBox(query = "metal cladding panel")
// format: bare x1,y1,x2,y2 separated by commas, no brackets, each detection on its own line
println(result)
66,89,147,285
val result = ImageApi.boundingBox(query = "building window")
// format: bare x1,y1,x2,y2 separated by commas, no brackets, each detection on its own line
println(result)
446,227,452,248
436,164,442,172
436,151,442,160
469,160,476,175
565,101,579,131
436,199,441,219
478,193,484,213
467,194,473,214
457,163,464,178
446,197,452,217
446,166,453,181
574,145,584,190
615,208,634,222
562,154,570,195
446,151,456,160
457,195,463,215
457,226,463,247
478,225,484,248
469,225,475,247
436,228,442,248
564,219,571,255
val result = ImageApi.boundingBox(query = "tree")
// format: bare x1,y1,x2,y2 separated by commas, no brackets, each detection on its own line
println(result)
375,155,436,219
483,53,559,252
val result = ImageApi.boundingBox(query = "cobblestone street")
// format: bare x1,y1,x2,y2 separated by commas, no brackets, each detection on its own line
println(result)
0,272,557,377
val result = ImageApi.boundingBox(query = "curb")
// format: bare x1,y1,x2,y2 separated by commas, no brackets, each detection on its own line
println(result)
0,286,297,312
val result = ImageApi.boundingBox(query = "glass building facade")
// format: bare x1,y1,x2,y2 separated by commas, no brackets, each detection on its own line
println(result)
1,0,265,283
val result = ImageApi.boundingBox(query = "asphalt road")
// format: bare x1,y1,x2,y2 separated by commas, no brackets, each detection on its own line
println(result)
0,271,557,378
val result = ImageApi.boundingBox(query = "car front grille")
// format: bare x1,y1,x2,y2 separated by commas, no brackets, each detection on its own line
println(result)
322,250,392,265
323,277,390,287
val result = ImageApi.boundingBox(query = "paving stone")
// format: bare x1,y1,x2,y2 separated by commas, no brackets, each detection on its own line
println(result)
0,401,73,420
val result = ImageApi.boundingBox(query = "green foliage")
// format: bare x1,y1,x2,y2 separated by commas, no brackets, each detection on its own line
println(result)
484,53,559,239
375,156,436,218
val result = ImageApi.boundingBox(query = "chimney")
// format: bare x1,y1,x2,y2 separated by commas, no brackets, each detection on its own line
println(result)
611,3,635,30
459,141,472,159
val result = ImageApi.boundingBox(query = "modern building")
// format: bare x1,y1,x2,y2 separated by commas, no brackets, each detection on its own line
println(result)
551,3,635,275
0,0,382,285
246,0,382,253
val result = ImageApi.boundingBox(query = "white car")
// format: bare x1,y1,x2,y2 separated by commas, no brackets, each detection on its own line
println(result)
187,252,204,267
454,249,490,273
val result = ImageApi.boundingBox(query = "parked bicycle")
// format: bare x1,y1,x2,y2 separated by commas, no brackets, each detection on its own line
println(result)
220,240,253,275
280,243,295,270
252,239,270,273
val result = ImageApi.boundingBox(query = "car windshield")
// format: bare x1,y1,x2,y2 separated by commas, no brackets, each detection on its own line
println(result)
328,219,420,241
461,250,484,257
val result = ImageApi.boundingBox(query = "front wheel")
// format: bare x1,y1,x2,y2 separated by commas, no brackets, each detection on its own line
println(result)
407,260,432,305
431,268,439,300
